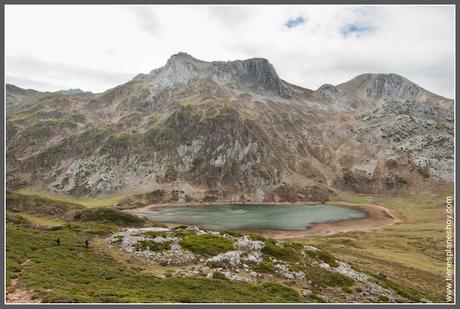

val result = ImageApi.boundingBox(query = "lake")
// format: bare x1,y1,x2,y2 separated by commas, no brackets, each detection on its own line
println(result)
133,203,367,231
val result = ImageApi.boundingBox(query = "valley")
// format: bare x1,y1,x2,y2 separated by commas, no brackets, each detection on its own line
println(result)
5,53,454,303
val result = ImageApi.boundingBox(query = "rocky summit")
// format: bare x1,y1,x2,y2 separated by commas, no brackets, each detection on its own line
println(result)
6,53,454,202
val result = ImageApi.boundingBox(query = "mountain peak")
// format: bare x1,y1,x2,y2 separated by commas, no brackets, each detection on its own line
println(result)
166,52,207,66
337,72,423,99
211,56,287,97
59,88,87,95
147,53,288,97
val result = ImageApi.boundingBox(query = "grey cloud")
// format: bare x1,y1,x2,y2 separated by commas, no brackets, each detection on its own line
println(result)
207,6,254,27
6,55,136,92
128,6,161,37
6,75,69,92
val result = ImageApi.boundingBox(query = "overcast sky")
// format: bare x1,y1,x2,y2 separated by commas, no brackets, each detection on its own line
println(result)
5,5,455,98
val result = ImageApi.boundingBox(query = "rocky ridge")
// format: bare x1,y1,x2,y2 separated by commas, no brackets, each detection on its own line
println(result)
106,225,411,303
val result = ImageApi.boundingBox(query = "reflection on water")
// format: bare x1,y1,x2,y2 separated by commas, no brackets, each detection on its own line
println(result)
134,204,366,231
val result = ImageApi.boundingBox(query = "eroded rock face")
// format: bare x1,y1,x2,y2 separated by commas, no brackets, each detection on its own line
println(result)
47,154,169,196
6,54,453,198
355,97,454,182
147,52,288,99
210,58,289,97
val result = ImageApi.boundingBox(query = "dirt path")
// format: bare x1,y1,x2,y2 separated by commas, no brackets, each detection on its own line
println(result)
5,259,40,304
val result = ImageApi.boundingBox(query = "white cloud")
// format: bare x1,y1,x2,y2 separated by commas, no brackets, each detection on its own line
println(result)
5,55,135,92
5,5,455,98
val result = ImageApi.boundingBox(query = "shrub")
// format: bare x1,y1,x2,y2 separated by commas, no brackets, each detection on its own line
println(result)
309,293,326,303
142,231,168,238
306,249,338,267
386,159,398,169
342,168,356,185
164,166,177,182
385,175,408,189
319,270,353,287
222,230,243,237
272,185,297,202
249,234,266,241
113,235,124,244
252,261,275,274
131,189,167,204
416,166,430,178
259,282,301,302
174,230,196,239
203,195,218,202
180,234,234,256
212,271,228,280
261,240,300,262
135,240,172,252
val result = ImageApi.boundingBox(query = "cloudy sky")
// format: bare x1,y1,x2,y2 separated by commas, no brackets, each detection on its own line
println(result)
5,5,455,98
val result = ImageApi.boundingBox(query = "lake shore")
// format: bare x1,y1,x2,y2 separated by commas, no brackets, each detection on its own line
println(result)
246,202,403,239
126,201,403,239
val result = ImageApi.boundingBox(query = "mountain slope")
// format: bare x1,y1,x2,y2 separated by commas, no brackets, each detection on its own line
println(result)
6,53,454,201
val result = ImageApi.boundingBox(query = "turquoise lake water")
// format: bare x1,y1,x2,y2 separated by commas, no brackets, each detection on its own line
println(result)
134,204,366,231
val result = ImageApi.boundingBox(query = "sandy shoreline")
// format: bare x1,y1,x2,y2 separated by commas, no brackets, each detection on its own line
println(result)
126,201,403,240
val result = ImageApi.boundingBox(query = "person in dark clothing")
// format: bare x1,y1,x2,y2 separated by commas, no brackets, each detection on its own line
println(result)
55,237,61,246
85,239,89,248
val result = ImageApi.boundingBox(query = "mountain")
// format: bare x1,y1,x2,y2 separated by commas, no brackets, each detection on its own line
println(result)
6,53,454,203
59,88,90,95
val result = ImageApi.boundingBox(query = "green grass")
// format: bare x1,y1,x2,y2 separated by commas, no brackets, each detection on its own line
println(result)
17,188,141,208
17,213,65,227
7,191,83,216
73,208,145,226
212,271,228,280
251,261,275,274
261,241,300,262
306,189,453,302
6,213,32,226
249,234,266,241
379,277,423,302
135,240,172,252
180,234,234,257
308,293,326,303
142,231,168,238
305,249,338,267
7,188,451,302
9,112,38,124
6,220,302,303
310,268,354,287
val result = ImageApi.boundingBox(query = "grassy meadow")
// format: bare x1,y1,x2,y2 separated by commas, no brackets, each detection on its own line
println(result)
302,189,453,302
5,187,454,303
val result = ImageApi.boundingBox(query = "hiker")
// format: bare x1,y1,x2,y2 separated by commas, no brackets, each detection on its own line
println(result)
85,239,89,248
55,237,61,246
